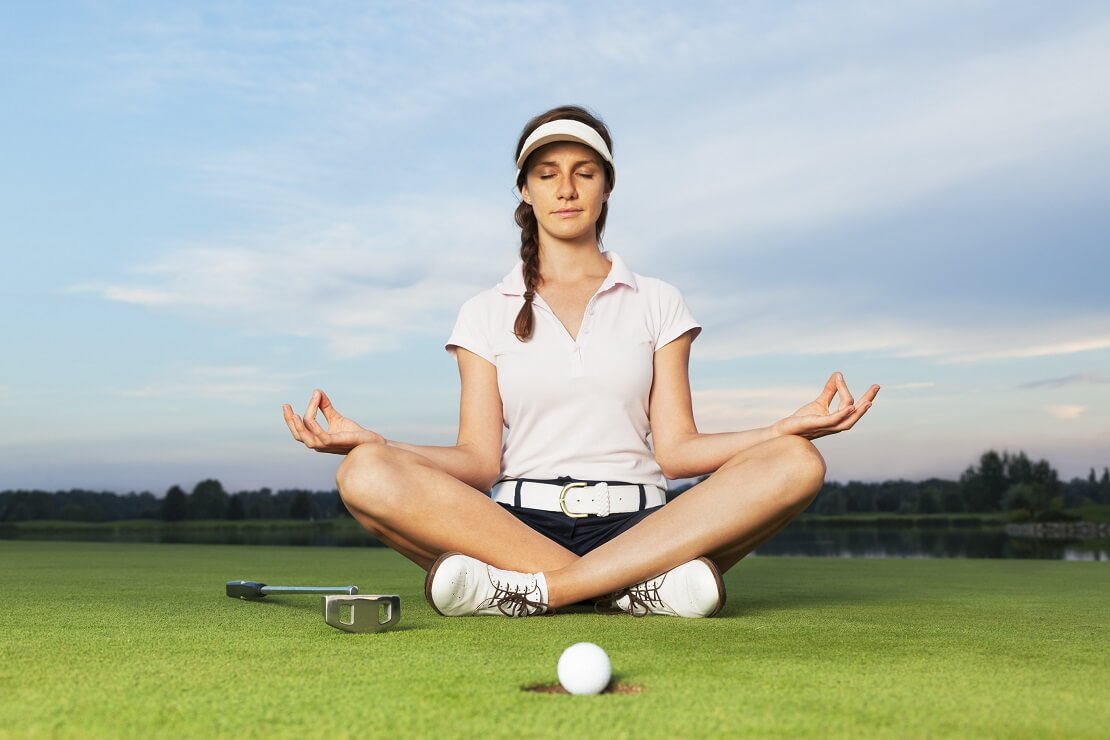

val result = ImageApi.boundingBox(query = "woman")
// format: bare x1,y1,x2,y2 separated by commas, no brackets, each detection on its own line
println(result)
282,105,879,618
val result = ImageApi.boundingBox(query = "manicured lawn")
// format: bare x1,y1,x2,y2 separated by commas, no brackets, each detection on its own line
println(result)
0,541,1106,737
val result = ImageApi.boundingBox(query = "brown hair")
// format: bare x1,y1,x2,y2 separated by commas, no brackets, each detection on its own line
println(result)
512,105,615,342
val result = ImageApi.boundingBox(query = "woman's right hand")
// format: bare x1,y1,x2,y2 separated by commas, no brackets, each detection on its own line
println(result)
282,389,386,454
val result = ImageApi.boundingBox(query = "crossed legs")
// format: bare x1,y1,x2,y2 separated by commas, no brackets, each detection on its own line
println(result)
335,434,825,610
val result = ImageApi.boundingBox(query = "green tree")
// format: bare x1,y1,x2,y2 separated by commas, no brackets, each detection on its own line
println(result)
1004,481,1057,520
960,450,1008,511
246,488,275,519
915,486,942,514
1003,451,1034,484
224,494,245,520
160,485,189,522
189,479,228,520
288,491,313,520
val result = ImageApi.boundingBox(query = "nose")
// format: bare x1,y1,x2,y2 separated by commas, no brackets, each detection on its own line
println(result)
556,173,577,200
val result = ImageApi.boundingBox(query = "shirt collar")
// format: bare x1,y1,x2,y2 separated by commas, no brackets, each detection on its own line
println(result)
496,250,638,296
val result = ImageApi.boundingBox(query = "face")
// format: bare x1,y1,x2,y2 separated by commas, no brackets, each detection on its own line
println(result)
520,141,610,245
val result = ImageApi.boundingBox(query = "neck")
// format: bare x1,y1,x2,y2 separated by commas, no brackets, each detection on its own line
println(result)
537,240,611,284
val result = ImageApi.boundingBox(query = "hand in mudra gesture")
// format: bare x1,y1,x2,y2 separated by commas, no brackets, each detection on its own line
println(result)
282,389,385,454
772,372,879,440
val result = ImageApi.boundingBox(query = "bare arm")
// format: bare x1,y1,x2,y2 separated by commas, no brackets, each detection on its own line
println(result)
647,333,776,479
648,334,879,479
282,348,504,492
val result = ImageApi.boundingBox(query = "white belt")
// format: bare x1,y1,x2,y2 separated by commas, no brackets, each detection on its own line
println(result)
491,479,666,518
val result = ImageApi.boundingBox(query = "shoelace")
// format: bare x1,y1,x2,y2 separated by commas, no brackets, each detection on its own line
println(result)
622,578,666,617
483,574,546,617
595,576,667,618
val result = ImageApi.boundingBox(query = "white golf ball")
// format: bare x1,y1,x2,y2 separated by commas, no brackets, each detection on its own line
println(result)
557,642,611,695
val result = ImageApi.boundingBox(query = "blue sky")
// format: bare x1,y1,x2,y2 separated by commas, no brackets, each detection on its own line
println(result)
2,1,1108,493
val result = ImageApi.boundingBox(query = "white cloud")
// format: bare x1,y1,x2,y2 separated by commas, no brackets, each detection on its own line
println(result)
617,14,1110,254
1045,405,1086,420
889,382,935,390
76,199,516,358
690,290,1110,364
1019,373,1110,389
692,385,815,432
104,365,307,403
77,3,1110,369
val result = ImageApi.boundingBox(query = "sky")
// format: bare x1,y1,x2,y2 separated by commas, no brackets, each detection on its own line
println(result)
1,1,1108,494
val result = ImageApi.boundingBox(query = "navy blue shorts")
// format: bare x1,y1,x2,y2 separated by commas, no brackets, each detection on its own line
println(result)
499,503,663,557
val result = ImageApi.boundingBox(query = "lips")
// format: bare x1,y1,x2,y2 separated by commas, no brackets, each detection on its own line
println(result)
554,209,582,216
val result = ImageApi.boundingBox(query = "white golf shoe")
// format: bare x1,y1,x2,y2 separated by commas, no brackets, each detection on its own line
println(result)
607,557,725,618
425,552,549,617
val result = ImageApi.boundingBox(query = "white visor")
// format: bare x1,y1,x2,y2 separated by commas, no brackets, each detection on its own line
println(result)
515,119,615,188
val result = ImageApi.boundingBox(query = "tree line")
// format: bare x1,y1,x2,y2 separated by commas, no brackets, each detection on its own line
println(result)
0,480,348,523
2,450,1108,524
675,449,1109,521
809,450,1108,519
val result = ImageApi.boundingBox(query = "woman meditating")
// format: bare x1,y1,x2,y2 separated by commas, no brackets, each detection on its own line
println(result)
282,104,879,618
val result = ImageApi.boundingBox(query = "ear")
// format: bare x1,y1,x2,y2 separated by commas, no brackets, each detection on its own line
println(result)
520,183,532,205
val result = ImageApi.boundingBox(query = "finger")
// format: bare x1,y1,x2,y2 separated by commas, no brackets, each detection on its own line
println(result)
801,405,856,432
817,373,838,406
319,389,340,423
289,413,320,449
835,373,854,410
831,401,873,432
303,390,327,435
282,404,303,442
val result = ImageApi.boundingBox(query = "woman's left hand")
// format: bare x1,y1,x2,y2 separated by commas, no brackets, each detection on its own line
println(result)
771,372,879,440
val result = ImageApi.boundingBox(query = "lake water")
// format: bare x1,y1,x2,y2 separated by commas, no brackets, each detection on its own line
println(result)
4,522,1108,560
752,525,1109,560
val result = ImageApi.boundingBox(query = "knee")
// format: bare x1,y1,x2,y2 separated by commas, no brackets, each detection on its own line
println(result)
336,443,407,518
775,435,827,505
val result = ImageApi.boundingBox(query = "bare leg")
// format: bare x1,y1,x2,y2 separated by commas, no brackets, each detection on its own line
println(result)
543,435,825,609
336,443,580,572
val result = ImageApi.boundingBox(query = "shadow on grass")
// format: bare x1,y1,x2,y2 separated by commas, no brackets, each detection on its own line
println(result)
523,674,643,695
718,581,888,617
228,595,420,632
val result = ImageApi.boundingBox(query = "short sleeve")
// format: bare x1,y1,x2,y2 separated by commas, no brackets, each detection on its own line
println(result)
445,295,495,364
655,282,702,351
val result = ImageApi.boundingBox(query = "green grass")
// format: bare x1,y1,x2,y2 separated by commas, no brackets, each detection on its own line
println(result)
1,542,1106,738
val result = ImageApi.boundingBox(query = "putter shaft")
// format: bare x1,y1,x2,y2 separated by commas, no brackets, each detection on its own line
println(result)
261,585,359,595
226,580,358,599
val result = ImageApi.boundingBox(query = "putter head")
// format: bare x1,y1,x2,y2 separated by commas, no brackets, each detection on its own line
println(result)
322,595,401,633
226,580,267,599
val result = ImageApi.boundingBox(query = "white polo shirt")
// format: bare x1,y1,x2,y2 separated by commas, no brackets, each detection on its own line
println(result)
445,250,701,491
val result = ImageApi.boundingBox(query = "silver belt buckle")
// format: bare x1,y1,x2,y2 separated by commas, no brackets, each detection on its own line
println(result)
558,481,589,518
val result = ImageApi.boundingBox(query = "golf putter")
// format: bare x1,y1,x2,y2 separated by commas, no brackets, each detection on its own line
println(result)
322,594,401,633
226,580,359,599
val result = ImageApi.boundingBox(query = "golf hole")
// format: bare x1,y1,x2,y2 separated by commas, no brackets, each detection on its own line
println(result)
523,682,642,695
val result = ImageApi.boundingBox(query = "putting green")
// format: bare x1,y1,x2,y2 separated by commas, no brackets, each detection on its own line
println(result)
0,542,1106,737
